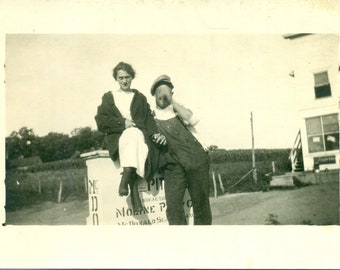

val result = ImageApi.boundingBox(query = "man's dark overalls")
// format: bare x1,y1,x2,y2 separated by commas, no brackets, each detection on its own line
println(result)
156,116,212,225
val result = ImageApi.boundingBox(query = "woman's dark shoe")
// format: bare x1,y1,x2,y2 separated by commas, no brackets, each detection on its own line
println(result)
118,167,136,196
118,183,129,196
118,174,129,196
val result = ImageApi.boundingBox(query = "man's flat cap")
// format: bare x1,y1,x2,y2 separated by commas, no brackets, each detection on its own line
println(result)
150,74,174,96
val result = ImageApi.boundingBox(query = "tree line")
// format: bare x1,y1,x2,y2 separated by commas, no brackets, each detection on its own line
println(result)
6,127,291,169
5,126,104,163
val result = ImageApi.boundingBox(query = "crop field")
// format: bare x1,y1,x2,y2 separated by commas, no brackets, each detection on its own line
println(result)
5,167,87,211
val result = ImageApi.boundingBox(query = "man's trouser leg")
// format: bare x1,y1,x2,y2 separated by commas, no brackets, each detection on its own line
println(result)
164,164,187,225
187,160,212,225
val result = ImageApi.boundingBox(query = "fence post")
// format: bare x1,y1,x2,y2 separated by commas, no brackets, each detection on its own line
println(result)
38,178,41,194
212,171,217,198
251,112,257,184
57,180,63,203
218,174,225,194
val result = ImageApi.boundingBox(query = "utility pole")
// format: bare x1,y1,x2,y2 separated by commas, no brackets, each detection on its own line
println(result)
251,112,257,184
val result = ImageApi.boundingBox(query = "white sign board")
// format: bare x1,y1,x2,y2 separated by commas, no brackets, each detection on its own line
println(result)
81,150,193,225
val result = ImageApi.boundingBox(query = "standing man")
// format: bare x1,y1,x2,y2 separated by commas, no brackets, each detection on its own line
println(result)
151,75,212,225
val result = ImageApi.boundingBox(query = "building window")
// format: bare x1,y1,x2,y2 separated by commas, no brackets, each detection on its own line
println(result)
314,71,331,98
306,113,339,153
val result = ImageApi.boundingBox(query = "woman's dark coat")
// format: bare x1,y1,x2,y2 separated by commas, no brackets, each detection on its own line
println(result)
95,89,165,182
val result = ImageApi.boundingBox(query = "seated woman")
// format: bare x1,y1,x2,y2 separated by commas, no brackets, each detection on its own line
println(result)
95,62,166,212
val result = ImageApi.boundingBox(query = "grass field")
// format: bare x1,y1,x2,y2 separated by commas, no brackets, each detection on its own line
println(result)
5,168,87,211
5,158,291,212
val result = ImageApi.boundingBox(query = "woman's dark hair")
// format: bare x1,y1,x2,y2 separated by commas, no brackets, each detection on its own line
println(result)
112,62,136,80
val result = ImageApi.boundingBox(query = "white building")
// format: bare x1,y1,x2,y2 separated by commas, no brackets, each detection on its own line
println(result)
284,34,339,171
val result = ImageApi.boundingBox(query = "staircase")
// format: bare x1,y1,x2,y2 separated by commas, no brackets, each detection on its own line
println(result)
270,130,304,187
289,130,304,172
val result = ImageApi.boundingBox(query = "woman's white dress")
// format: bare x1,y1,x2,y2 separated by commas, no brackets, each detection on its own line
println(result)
111,89,148,178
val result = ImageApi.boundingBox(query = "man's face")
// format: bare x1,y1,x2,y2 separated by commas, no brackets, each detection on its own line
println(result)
155,84,173,109
116,70,132,91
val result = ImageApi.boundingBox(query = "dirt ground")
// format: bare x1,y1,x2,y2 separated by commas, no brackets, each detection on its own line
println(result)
210,181,339,225
4,181,339,226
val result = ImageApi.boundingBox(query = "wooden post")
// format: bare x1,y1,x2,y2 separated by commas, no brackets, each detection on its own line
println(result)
272,161,276,175
38,178,41,194
212,171,217,198
57,180,63,203
251,112,257,184
218,174,225,194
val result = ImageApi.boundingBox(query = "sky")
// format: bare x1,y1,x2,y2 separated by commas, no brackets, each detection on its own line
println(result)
5,34,300,149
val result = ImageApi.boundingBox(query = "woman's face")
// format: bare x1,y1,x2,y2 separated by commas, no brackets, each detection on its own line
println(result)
116,69,133,91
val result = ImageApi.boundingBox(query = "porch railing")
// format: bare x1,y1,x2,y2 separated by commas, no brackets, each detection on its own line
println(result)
289,130,302,172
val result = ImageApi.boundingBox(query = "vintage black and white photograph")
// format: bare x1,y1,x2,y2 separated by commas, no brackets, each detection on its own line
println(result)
4,33,339,227
1,1,340,269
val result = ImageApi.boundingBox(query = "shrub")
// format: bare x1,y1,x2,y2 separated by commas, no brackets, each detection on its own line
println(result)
265,213,281,225
24,159,86,172
301,219,313,225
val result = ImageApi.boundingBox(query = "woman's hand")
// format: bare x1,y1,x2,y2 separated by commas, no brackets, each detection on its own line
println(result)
125,118,136,128
152,133,167,145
